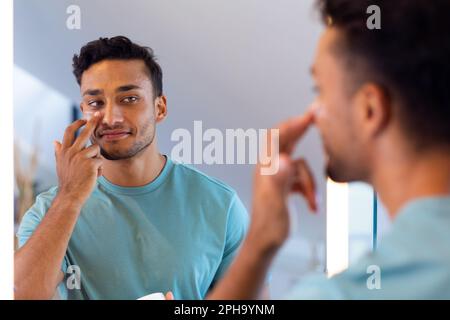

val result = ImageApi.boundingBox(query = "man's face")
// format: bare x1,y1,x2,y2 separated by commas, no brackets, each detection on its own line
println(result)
80,59,163,160
312,28,370,182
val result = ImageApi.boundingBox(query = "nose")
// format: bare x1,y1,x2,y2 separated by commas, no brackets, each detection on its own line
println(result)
102,102,124,126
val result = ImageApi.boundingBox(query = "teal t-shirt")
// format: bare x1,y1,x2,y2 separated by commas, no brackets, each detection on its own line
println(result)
287,196,450,299
17,157,249,300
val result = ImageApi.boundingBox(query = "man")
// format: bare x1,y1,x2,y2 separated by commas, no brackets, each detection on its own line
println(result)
209,0,450,299
15,36,249,300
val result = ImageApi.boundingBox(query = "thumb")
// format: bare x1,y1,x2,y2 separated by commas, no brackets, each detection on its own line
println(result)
165,291,174,300
272,154,296,187
53,140,62,155
256,154,296,198
277,154,293,176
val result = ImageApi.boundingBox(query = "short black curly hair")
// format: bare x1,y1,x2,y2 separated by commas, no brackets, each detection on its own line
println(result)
317,0,450,151
72,36,163,98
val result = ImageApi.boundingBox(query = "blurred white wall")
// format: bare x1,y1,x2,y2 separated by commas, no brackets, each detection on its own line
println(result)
14,65,73,192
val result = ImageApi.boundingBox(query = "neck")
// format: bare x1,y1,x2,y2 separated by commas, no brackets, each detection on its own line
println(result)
101,140,166,187
371,146,450,218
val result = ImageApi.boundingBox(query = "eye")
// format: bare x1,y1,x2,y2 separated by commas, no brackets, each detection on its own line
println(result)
88,100,104,108
122,96,139,103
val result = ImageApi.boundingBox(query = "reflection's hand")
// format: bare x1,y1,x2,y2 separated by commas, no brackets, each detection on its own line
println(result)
54,112,103,206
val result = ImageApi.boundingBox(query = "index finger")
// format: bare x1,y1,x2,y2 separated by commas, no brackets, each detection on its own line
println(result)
277,109,314,154
72,112,102,151
61,119,88,149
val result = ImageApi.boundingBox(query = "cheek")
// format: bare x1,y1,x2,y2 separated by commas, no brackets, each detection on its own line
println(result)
128,107,153,130
316,101,350,151
136,118,155,137
314,100,333,136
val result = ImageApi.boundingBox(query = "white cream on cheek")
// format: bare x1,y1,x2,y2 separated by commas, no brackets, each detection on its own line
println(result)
82,110,94,120
82,110,106,120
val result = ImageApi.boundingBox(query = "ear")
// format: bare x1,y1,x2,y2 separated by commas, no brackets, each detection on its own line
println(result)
154,95,167,123
79,103,84,114
353,83,391,139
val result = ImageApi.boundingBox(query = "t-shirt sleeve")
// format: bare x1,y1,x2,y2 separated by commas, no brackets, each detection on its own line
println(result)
211,193,250,284
16,188,69,275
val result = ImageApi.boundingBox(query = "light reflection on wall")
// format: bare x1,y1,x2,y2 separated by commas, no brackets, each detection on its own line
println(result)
14,65,73,192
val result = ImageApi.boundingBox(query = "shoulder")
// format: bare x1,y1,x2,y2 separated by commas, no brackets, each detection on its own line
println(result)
17,186,59,246
169,161,248,224
36,186,59,202
24,186,59,219
170,161,238,200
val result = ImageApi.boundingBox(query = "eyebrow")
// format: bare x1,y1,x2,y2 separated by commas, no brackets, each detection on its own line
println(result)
116,84,142,93
82,84,142,97
82,89,103,96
